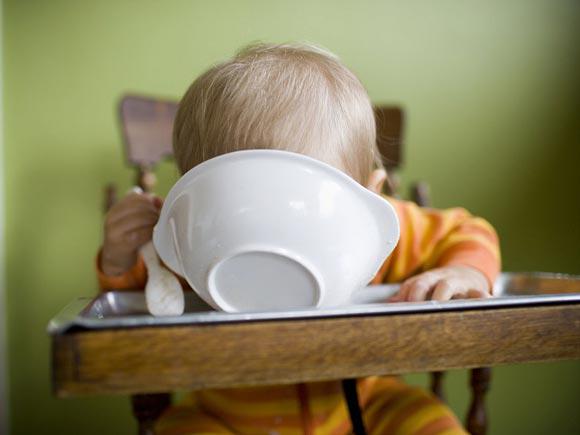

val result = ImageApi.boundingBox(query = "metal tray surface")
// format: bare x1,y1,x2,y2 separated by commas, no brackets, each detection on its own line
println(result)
48,272,580,334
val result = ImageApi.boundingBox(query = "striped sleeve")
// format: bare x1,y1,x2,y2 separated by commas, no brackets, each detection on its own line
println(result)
96,249,147,292
372,197,501,287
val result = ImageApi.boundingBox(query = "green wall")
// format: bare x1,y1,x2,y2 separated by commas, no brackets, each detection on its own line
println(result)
0,1,8,434
3,0,579,434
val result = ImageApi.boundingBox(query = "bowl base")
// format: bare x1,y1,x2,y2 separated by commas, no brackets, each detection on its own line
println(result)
208,251,322,312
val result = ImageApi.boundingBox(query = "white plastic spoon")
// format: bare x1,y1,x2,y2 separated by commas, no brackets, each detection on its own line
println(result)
141,241,185,316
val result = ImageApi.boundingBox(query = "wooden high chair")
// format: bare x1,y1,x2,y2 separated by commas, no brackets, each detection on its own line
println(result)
110,96,488,433
51,95,580,435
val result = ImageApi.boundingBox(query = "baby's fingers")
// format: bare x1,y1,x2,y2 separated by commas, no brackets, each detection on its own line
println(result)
398,271,443,302
465,289,491,299
404,281,432,302
431,280,456,301
123,225,155,245
107,210,159,240
431,280,490,301
106,195,161,225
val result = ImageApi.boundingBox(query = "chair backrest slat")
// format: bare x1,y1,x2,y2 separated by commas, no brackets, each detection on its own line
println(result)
119,95,404,173
119,95,179,167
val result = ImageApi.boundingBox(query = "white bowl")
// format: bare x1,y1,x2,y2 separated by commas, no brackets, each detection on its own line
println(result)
153,150,399,312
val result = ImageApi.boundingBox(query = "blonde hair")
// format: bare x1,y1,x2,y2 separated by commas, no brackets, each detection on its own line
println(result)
173,42,381,184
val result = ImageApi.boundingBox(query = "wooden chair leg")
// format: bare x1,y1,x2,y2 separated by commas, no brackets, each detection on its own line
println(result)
430,371,446,401
466,367,491,435
131,393,171,435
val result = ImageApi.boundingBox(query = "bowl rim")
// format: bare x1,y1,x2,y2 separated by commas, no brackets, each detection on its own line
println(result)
160,149,385,217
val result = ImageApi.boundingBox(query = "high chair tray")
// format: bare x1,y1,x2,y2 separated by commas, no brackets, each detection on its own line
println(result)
48,272,580,334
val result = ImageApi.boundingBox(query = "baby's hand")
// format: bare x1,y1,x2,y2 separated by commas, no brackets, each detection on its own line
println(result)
100,192,163,276
390,266,491,302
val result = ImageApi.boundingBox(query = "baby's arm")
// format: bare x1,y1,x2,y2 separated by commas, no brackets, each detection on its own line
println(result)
375,198,500,301
97,192,162,292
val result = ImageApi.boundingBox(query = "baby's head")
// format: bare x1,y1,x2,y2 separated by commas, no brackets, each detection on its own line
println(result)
173,42,383,187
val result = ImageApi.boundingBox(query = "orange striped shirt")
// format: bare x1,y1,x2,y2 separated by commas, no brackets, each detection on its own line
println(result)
97,196,499,434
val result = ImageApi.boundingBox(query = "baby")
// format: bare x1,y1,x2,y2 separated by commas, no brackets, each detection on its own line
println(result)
99,43,500,434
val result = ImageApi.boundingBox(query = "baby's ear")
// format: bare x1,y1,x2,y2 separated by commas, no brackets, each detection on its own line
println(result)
366,169,387,194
